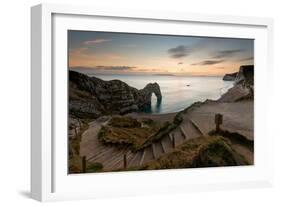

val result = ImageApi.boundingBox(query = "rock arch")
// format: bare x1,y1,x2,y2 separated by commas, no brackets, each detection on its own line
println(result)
138,83,162,110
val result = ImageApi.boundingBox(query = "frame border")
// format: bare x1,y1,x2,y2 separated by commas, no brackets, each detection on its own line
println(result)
31,3,274,201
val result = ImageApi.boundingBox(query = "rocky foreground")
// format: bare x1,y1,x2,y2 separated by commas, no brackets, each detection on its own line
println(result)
69,65,254,173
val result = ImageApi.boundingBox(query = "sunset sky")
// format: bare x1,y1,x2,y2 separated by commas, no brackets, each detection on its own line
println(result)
68,30,254,76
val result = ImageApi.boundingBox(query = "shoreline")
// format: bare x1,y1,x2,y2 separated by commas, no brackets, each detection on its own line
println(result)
125,80,236,118
68,66,254,173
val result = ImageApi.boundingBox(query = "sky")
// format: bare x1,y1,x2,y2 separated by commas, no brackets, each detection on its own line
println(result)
68,30,254,76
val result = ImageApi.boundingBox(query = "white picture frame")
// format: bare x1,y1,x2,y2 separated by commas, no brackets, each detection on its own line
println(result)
31,3,274,202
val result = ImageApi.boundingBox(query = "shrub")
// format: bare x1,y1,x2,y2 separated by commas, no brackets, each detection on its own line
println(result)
87,162,103,172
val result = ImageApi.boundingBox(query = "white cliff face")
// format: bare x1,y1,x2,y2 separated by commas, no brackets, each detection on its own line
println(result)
235,65,254,85
222,65,254,84
220,65,254,102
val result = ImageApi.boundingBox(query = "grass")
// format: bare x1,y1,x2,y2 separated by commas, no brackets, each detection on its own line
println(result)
68,118,89,174
208,129,254,152
86,162,104,173
108,116,141,128
98,116,167,151
68,155,83,174
140,136,249,170
97,102,206,152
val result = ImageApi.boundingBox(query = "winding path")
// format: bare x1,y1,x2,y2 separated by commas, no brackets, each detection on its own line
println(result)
80,100,254,171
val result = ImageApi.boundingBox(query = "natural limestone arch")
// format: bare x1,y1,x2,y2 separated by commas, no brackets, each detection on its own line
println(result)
138,83,162,109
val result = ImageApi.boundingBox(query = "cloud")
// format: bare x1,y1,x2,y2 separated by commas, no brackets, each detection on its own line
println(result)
69,47,89,55
95,66,136,70
191,60,224,66
125,44,138,48
239,56,254,61
83,39,111,45
178,62,183,65
168,45,190,59
70,66,136,71
212,49,244,59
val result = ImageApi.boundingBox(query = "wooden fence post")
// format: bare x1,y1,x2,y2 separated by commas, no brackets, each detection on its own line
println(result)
82,156,86,173
172,134,176,148
215,113,223,132
123,153,127,169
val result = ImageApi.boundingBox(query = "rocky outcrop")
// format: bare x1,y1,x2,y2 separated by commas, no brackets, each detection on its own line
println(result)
220,65,254,102
138,83,162,110
69,71,162,118
223,72,237,81
223,65,254,83
219,84,253,102
235,65,254,85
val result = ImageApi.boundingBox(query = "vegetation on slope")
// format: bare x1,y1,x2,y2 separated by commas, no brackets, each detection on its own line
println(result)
68,118,89,174
140,136,249,170
98,116,170,151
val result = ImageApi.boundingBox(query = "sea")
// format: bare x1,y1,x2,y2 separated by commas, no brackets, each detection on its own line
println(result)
91,74,234,114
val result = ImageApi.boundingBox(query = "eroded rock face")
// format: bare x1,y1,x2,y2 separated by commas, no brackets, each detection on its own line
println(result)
69,71,162,118
235,65,254,85
223,65,253,84
223,72,237,81
138,83,162,110
220,65,254,102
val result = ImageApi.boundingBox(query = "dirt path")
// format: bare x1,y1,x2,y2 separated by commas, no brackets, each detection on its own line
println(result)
80,117,131,171
80,100,254,171
184,100,254,140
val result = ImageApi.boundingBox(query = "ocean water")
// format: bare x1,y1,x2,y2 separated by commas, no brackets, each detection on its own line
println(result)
92,74,234,114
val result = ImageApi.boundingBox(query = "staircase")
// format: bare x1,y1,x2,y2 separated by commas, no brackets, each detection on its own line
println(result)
86,118,204,171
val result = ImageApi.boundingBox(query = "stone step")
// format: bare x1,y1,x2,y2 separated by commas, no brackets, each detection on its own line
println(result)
109,150,135,170
106,155,125,170
173,130,185,146
161,136,173,153
89,148,123,165
103,148,129,169
87,147,116,162
179,125,189,140
154,141,165,158
180,120,202,139
84,143,112,158
128,152,142,168
189,119,205,136
139,150,146,166
169,133,174,142
142,146,154,164
151,144,156,159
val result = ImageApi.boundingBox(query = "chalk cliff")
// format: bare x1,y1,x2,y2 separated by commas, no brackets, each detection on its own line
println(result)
223,72,237,81
220,65,254,102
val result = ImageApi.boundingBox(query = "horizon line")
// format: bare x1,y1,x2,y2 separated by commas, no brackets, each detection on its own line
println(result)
69,68,227,77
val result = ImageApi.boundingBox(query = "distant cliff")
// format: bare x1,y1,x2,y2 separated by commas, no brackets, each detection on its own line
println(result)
69,71,162,118
223,65,254,85
235,65,254,86
223,72,237,81
220,65,254,102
